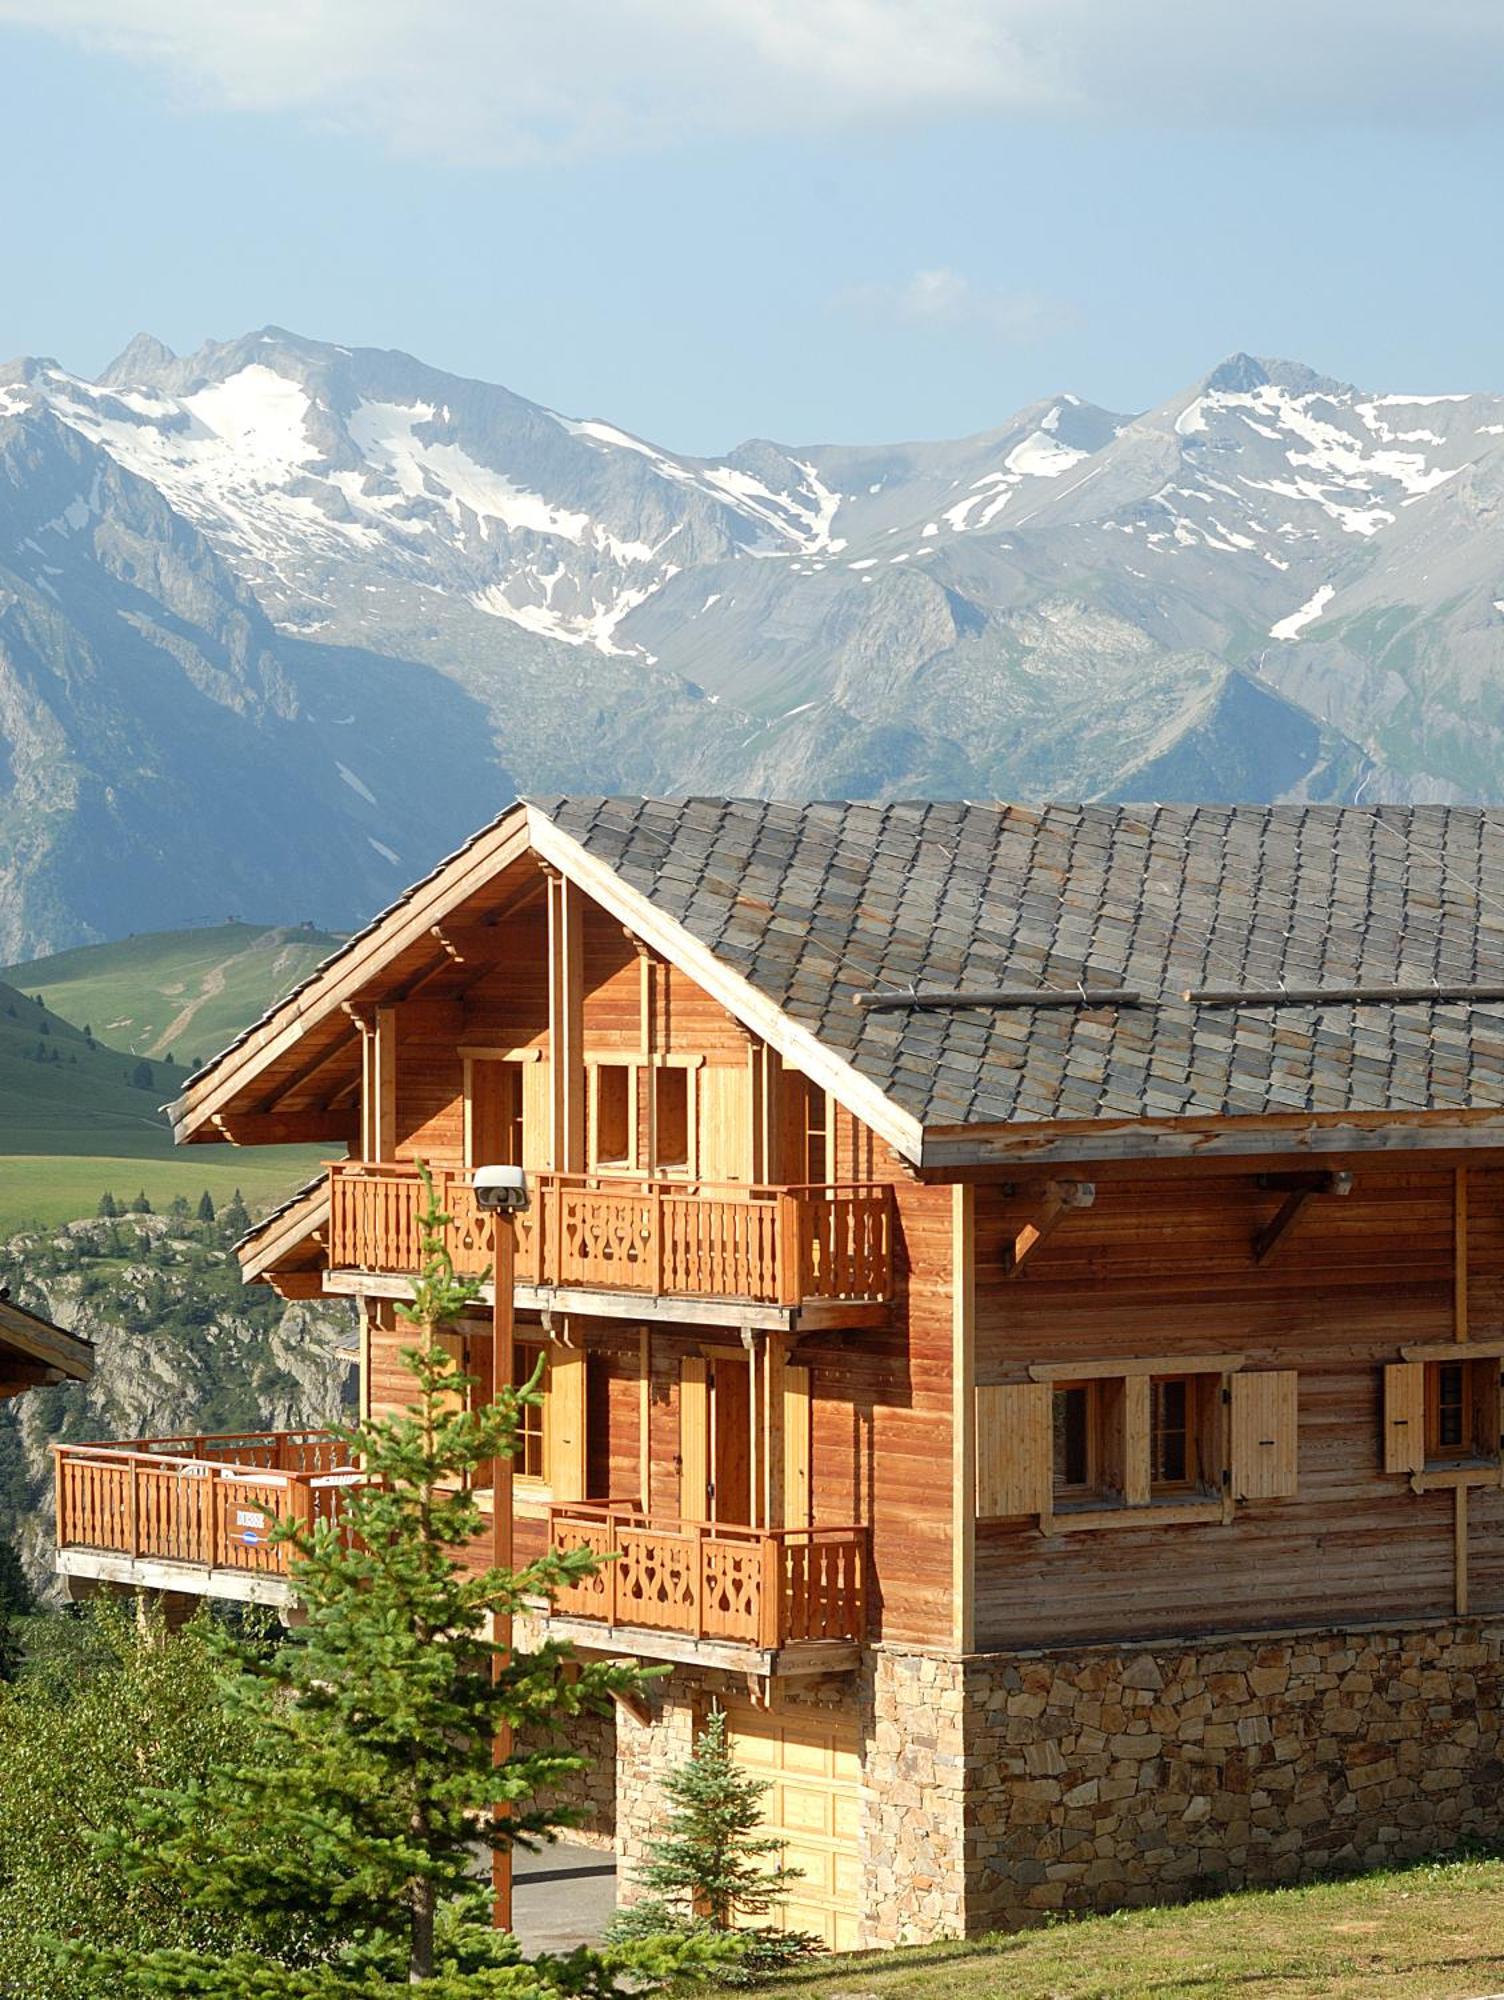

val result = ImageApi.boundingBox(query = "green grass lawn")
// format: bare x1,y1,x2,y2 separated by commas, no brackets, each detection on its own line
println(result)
769,1852,1504,2000
0,1151,327,1234
5,921,344,1066
0,971,327,1234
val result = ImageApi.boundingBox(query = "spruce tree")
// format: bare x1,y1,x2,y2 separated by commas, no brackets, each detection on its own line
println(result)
196,1190,216,1224
97,1192,119,1219
625,1708,803,1932
89,1165,646,1991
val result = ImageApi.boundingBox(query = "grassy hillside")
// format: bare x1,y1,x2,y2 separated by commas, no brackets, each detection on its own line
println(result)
778,1848,1504,1999
0,969,326,1235
5,921,344,1066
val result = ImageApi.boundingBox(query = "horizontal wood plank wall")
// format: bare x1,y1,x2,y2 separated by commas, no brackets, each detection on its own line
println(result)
973,1161,1504,1649
581,904,642,1056
460,902,551,1051
393,1028,464,1162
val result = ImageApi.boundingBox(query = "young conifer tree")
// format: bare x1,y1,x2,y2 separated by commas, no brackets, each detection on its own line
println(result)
89,1166,642,1991
625,1708,803,1931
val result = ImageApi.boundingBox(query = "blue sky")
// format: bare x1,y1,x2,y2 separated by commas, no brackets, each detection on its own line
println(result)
2,5,1503,453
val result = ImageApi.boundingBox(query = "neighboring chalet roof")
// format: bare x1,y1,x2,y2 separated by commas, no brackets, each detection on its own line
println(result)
0,1293,93,1389
235,1176,330,1292
171,796,1504,1169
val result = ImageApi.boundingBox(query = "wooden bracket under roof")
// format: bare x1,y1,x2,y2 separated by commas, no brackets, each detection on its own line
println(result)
1252,1170,1353,1265
1003,1179,1095,1278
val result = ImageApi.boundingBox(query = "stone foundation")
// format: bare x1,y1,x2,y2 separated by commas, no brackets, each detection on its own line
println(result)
957,1621,1504,1935
862,1651,967,1945
514,1612,617,1850
589,1620,1504,1948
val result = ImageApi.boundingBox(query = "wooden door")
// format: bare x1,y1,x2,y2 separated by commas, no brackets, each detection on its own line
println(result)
467,1059,522,1168
679,1352,753,1523
709,1356,753,1525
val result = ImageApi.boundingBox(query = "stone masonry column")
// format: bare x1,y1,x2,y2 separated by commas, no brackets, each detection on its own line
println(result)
860,1649,968,1947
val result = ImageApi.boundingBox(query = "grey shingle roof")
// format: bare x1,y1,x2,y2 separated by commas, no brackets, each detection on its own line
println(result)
534,797,1504,1131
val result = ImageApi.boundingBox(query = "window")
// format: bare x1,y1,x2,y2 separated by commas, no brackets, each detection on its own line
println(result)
1425,1356,1497,1464
1052,1382,1098,1500
514,1339,550,1481
803,1083,829,1186
979,1366,1299,1522
655,1067,690,1171
592,1063,633,1167
1150,1376,1195,1491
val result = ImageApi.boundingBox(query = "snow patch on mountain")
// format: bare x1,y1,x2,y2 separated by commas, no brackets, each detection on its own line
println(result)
1270,583,1335,640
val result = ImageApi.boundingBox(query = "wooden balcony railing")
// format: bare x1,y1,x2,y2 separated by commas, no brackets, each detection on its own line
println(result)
326,1163,893,1308
546,1503,867,1651
53,1431,361,1581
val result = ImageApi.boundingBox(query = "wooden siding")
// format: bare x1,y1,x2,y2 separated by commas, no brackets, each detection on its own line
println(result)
973,1161,1504,1648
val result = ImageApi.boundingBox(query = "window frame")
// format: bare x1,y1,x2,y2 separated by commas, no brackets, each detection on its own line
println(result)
588,1059,637,1172
513,1337,551,1488
1424,1355,1499,1469
1051,1379,1102,1506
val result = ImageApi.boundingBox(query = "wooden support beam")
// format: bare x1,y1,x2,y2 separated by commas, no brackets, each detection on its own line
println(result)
548,875,585,1173
1187,983,1504,1007
211,1112,355,1146
1002,1179,1095,1277
1455,1165,1469,1343
1252,1171,1352,1265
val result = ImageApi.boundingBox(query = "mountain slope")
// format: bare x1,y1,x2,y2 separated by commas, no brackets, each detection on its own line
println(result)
5,921,344,1063
0,403,509,956
6,330,1504,951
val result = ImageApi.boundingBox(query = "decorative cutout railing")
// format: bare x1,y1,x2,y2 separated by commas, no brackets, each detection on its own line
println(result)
53,1431,361,1580
546,1503,866,1650
326,1165,893,1308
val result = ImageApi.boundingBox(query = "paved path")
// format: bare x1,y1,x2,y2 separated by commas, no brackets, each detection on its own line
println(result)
511,1839,618,1954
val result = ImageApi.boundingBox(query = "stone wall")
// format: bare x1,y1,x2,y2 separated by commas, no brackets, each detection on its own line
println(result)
962,1621,1504,1933
515,1611,617,1851
861,1651,967,1947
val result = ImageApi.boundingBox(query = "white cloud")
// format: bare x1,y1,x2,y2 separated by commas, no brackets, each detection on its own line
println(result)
835,268,1077,344
0,1,1501,165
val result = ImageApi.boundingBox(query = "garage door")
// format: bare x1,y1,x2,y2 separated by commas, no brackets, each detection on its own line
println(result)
723,1698,862,1952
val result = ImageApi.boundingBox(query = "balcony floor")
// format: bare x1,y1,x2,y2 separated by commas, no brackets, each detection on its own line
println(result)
324,1268,887,1332
57,1546,297,1609
541,1609,861,1677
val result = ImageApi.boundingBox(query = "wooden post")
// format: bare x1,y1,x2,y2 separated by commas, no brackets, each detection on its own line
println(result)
951,1184,976,1655
547,875,585,1174
1455,1166,1470,1616
491,1216,516,1934
760,1532,781,1649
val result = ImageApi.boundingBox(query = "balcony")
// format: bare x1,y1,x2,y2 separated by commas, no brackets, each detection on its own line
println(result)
542,1502,867,1674
53,1431,361,1605
325,1163,893,1328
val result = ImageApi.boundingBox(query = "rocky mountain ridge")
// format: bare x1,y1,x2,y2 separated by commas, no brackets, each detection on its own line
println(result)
5,329,1504,953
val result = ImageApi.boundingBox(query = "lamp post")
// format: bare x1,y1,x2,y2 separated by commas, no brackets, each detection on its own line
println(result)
472,1164,528,1935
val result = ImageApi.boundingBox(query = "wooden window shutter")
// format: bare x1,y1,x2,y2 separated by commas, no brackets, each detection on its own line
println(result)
547,1345,587,1502
782,1364,812,1529
975,1382,1052,1518
679,1356,709,1520
523,1060,551,1173
1229,1370,1299,1500
1383,1361,1426,1475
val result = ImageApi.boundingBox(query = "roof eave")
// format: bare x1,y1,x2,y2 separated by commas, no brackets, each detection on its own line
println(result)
526,804,926,1166
919,1105,1504,1173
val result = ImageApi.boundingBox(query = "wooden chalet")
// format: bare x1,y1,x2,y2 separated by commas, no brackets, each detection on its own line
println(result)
1,1293,91,1398
51,797,1504,1945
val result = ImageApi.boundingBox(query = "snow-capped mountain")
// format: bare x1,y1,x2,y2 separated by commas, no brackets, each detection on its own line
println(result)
5,327,1504,953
